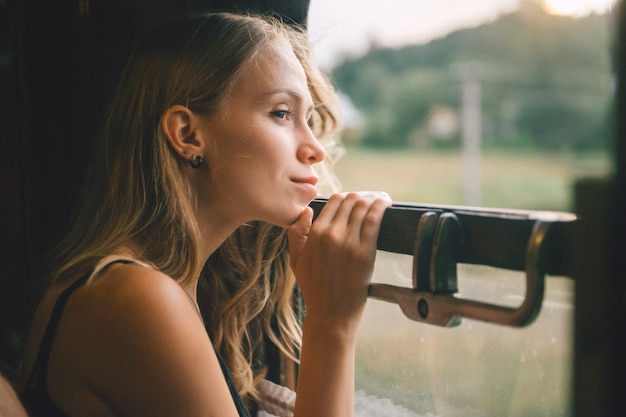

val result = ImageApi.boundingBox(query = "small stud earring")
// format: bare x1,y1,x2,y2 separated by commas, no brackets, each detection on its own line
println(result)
190,154,204,168
183,149,190,155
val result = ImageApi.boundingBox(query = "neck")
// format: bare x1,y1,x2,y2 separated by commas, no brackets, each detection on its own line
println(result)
180,213,239,306
196,217,241,264
194,193,251,264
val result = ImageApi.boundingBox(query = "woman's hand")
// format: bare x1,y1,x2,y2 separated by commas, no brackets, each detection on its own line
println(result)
287,191,392,336
288,191,391,417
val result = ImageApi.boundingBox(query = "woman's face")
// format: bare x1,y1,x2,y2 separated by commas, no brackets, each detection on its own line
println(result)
199,39,326,228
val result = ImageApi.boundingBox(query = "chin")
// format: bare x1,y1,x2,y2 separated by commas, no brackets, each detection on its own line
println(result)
257,199,310,228
278,204,309,228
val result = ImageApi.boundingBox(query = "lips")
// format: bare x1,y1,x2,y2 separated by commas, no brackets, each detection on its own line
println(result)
292,176,319,198
292,176,318,186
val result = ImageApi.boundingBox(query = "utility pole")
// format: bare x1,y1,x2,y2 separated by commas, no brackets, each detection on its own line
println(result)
461,72,482,206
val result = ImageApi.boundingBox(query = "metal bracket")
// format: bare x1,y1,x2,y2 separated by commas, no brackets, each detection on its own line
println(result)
369,213,550,328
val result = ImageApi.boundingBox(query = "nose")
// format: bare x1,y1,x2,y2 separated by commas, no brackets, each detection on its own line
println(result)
297,124,326,164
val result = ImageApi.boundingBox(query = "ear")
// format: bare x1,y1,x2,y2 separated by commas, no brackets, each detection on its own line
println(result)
161,105,204,160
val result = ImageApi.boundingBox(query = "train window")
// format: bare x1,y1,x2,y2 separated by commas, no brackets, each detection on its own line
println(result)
353,254,574,416
308,1,615,416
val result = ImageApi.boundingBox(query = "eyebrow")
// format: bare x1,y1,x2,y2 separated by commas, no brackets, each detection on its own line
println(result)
259,88,314,109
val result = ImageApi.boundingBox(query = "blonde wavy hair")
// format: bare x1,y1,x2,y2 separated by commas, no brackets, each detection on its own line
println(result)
44,12,341,406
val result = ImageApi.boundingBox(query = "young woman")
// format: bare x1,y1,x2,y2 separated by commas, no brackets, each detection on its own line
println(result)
16,12,391,417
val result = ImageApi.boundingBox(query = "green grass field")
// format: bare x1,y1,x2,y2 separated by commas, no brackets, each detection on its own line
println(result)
330,147,611,211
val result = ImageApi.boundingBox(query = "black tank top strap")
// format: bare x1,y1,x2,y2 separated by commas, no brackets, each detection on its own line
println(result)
214,349,252,417
21,259,135,416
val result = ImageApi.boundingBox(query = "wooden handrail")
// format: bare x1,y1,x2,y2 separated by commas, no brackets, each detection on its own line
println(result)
309,197,577,327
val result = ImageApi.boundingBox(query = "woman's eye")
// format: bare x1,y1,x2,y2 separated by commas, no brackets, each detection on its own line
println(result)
271,110,291,120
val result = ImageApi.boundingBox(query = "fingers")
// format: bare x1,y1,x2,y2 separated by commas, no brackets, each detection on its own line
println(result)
287,207,314,261
292,191,392,329
313,192,390,222
312,192,391,242
354,195,391,246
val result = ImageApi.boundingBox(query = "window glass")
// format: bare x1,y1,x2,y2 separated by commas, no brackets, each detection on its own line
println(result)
355,253,573,416
309,0,614,210
308,1,615,415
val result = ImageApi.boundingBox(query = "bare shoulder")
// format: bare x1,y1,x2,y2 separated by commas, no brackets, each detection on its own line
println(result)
59,263,199,343
75,263,195,323
56,262,205,367
47,263,238,416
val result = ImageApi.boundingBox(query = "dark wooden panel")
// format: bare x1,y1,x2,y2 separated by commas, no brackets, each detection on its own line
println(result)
0,1,25,374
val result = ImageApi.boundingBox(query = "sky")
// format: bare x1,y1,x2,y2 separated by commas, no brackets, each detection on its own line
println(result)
307,0,616,70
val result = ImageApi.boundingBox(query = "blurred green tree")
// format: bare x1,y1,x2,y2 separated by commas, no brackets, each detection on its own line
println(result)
331,3,612,151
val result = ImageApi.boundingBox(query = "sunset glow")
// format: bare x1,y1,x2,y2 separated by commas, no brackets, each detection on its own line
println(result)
542,0,614,16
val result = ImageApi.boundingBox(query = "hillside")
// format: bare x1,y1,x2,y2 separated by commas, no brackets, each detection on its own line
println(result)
331,3,613,150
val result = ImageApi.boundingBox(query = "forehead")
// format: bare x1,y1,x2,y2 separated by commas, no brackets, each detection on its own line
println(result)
229,40,311,102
